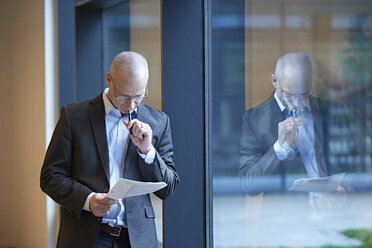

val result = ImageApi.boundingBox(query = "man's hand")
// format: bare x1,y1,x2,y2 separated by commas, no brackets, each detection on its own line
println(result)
325,185,347,208
312,186,347,212
124,119,153,154
278,117,301,147
89,193,118,217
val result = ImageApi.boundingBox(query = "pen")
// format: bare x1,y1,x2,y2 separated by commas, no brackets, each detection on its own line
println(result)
128,111,133,135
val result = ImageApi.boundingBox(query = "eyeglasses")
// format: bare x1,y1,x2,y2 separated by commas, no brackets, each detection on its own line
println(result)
281,89,312,100
275,76,312,100
110,76,148,102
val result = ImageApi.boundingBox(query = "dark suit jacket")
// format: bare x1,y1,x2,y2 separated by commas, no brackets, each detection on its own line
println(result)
40,93,179,248
239,94,338,193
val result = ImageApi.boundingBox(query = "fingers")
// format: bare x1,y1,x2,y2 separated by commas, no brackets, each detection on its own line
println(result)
278,117,301,145
278,118,299,134
283,117,301,131
132,121,149,138
335,185,346,193
95,193,118,204
124,119,153,154
89,193,119,217
124,120,152,140
285,118,299,143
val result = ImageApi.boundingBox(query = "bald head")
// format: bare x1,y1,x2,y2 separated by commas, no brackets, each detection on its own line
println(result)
273,52,313,95
110,51,149,84
106,51,149,114
272,52,313,110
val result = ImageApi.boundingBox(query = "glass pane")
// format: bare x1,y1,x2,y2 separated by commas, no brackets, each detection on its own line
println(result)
102,0,162,111
102,2,130,79
210,0,372,247
102,0,163,244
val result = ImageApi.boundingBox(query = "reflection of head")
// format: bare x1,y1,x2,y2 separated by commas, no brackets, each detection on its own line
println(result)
273,52,313,110
106,51,149,114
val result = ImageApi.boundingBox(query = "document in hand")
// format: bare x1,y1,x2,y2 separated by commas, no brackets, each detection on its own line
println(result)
288,173,345,192
107,178,167,200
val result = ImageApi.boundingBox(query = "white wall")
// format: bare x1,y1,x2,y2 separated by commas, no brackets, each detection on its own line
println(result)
0,0,48,247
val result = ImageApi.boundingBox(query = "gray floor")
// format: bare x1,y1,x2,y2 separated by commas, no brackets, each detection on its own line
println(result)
213,192,372,248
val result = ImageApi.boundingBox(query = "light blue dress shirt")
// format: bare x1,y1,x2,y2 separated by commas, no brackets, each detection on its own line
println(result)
83,88,156,227
102,89,131,226
273,92,320,178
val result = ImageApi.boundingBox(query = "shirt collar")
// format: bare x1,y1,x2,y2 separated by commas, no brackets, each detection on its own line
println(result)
102,88,116,115
102,88,138,117
274,90,315,116
274,91,286,111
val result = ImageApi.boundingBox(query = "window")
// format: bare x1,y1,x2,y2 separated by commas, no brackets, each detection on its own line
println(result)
210,0,372,247
102,1,163,243
64,0,163,244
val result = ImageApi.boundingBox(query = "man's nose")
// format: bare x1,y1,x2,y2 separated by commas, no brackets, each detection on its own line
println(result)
128,99,136,109
292,97,304,107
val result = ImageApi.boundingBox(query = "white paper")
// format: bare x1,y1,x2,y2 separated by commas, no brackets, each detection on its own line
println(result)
107,178,167,200
288,173,345,192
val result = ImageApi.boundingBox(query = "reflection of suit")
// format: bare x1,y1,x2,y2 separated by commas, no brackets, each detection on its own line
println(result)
40,94,179,248
239,94,335,192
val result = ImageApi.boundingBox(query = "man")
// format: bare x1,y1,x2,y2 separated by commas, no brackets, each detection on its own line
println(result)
239,52,344,198
40,51,179,248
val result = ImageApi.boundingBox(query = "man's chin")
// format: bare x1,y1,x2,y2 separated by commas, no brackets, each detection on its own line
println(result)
120,109,134,115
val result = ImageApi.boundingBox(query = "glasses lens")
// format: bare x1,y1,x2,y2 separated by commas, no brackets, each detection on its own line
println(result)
284,91,310,100
113,84,147,102
117,95,145,102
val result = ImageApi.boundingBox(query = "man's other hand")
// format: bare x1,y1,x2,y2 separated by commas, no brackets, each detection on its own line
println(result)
89,193,119,217
124,119,153,154
278,117,301,147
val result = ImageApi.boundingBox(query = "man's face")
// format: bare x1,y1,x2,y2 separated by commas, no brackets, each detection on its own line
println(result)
107,68,148,114
276,71,312,111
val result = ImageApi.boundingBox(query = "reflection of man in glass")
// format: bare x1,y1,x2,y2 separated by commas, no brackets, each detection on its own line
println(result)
239,52,344,214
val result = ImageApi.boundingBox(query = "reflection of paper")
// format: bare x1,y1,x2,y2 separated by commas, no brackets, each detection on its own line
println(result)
288,173,345,192
107,178,167,200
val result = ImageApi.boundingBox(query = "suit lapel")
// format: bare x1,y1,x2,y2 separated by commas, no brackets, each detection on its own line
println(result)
135,103,149,125
268,95,285,142
310,97,328,176
124,103,149,178
88,94,110,182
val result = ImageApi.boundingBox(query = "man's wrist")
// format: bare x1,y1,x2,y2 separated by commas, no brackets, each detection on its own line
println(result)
274,140,294,161
139,146,152,155
83,192,95,212
138,145,156,164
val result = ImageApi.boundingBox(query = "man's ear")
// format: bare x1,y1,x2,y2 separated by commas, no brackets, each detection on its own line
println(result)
271,74,278,89
105,72,111,87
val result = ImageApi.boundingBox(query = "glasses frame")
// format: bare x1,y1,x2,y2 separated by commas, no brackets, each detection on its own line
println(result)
274,75,312,100
110,76,148,102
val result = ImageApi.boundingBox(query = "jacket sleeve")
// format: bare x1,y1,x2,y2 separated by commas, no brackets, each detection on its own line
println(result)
40,105,92,219
137,115,180,200
239,111,281,190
